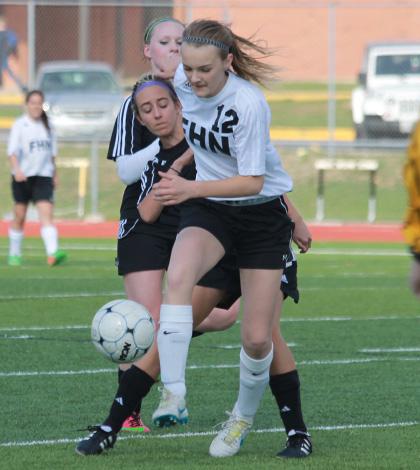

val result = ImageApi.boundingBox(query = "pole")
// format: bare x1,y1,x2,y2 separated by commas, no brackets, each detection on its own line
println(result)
327,1,336,158
27,0,36,88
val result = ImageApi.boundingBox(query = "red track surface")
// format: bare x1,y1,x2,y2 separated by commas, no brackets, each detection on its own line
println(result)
0,220,404,242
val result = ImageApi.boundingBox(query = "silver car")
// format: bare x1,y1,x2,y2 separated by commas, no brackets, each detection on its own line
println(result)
36,61,125,139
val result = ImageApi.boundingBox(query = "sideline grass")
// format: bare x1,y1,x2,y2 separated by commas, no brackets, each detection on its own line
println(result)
0,238,419,469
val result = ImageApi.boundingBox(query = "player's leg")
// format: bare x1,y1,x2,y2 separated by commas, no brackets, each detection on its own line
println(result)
76,269,164,456
8,178,29,265
409,254,420,299
269,290,312,458
119,269,165,431
209,268,280,458
8,202,27,265
35,178,66,266
154,227,225,426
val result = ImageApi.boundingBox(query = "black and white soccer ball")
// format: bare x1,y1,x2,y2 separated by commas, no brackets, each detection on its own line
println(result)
91,299,155,364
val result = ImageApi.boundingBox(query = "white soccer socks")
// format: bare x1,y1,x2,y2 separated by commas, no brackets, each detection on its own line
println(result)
40,225,58,256
157,304,193,397
235,345,274,420
8,228,24,257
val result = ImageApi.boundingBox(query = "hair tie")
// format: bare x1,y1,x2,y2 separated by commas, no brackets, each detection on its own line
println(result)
183,35,230,52
134,80,176,98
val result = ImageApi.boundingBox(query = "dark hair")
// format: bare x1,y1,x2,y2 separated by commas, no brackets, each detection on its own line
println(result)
183,19,278,86
131,73,179,117
25,89,50,132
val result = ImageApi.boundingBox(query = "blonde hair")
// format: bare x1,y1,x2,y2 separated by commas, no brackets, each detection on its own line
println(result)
183,19,277,86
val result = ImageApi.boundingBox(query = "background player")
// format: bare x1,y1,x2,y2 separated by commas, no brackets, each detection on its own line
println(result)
403,120,420,299
7,89,66,267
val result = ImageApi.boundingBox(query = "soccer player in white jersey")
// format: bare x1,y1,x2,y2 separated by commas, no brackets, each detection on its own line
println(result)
7,89,67,267
152,19,312,458
103,16,311,458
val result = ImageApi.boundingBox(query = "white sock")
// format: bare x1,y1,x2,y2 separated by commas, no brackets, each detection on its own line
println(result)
8,228,24,257
234,345,274,420
40,225,58,256
157,304,193,397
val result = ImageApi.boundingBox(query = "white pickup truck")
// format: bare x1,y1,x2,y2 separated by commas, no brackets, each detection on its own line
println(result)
351,42,420,139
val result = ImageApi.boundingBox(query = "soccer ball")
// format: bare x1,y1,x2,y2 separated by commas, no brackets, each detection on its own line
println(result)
91,299,155,364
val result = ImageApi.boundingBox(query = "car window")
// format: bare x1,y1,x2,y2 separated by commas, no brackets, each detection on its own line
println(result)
41,70,120,93
375,54,420,76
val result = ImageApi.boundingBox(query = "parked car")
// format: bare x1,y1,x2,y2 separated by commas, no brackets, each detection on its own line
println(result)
351,42,420,139
35,61,125,139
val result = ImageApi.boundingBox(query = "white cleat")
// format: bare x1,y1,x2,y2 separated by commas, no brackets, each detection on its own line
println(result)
152,387,188,427
209,411,253,457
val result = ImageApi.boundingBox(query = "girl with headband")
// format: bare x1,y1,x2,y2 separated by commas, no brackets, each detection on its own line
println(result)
152,19,312,458
81,17,311,458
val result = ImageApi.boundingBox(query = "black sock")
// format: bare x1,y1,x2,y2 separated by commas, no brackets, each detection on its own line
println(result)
104,366,155,433
118,367,140,414
269,370,307,435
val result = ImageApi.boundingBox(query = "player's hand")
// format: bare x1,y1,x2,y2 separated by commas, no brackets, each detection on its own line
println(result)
292,217,312,253
13,169,27,182
172,148,194,172
155,54,181,80
153,172,195,205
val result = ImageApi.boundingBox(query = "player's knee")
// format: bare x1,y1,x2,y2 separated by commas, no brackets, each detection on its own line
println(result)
242,332,272,357
166,266,195,295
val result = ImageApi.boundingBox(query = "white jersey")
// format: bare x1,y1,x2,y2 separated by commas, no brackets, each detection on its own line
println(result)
174,65,293,201
7,115,57,177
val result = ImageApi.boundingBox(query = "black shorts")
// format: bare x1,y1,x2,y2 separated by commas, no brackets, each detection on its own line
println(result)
412,250,420,262
11,176,54,204
198,257,299,309
116,231,175,276
179,197,294,269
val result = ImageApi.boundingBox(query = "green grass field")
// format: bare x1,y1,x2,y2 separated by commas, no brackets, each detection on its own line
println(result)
0,237,419,469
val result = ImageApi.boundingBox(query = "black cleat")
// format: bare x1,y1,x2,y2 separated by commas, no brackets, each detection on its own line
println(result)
277,430,312,458
76,425,117,456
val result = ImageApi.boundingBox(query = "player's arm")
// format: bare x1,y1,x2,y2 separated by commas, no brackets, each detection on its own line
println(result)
8,153,26,182
138,150,195,223
283,194,312,253
116,140,159,185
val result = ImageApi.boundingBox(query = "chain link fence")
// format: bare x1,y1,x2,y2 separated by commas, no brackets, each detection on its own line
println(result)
0,1,416,222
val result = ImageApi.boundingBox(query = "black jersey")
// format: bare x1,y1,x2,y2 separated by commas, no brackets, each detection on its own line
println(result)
136,138,195,239
107,96,156,227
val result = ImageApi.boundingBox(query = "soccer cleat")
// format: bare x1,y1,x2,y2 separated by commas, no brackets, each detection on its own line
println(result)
75,425,117,456
8,255,22,266
277,430,312,458
152,387,188,427
47,249,67,266
209,410,253,458
121,412,151,433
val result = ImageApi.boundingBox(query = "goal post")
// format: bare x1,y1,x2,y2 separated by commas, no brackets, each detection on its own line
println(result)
55,157,90,218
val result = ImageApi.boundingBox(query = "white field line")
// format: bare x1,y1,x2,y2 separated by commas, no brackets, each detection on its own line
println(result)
2,356,420,378
0,291,124,301
0,315,418,332
360,347,420,353
1,421,418,448
309,249,408,257
0,246,407,256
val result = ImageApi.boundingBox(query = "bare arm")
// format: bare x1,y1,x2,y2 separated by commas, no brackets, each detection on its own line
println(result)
153,173,264,206
9,154,26,182
283,194,312,253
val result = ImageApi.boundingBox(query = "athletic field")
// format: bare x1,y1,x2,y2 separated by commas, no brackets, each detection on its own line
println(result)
0,231,418,469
